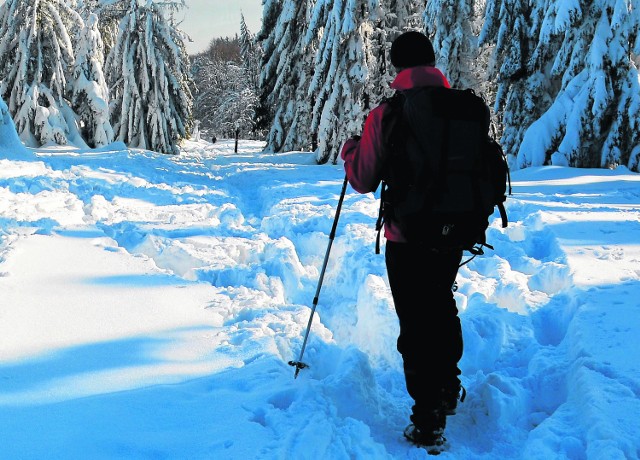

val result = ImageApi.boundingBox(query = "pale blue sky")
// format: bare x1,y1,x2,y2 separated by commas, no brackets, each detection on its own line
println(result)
180,0,263,55
0,0,263,56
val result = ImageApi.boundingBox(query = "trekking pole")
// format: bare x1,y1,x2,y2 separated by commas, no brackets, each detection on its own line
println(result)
288,174,349,379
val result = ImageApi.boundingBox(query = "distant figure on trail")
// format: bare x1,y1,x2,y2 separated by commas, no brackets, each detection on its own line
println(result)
211,136,217,144
341,31,466,455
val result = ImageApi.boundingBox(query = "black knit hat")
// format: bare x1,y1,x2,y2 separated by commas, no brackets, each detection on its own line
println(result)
390,31,436,68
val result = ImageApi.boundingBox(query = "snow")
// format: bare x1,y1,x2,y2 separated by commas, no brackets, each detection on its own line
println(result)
1,126,640,458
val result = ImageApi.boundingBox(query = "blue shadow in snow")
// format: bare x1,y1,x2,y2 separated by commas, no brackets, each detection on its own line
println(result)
54,228,107,239
0,217,58,235
86,273,190,287
0,326,212,395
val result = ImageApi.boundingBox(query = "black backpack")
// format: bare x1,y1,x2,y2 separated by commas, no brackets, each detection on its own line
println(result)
375,86,511,261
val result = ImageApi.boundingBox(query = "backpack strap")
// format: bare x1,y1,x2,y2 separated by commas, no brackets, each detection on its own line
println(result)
497,202,508,228
374,92,405,255
435,102,450,195
494,137,511,228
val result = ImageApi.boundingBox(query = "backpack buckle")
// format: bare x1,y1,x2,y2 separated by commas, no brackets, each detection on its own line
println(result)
442,224,454,236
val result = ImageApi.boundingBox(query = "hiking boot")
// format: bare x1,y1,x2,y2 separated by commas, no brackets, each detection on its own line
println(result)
442,384,467,415
403,424,447,455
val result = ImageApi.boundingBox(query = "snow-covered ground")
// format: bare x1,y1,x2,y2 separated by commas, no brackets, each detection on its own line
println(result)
1,136,639,459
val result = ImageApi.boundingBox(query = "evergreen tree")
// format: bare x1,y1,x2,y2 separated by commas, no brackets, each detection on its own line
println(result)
478,0,541,161
424,0,479,89
0,91,31,157
481,0,640,172
0,0,84,147
239,13,263,138
253,0,430,162
370,0,422,99
93,0,129,56
105,0,193,155
306,0,384,164
254,0,283,138
240,13,261,94
76,0,100,17
69,13,114,147
291,0,446,163
256,0,313,153
540,0,640,171
514,0,640,170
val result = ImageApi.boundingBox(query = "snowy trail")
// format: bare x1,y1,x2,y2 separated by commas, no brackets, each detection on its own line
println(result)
1,140,639,459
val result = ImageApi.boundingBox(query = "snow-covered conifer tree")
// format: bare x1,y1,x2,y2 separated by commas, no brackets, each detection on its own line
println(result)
256,0,314,153
92,0,128,56
0,0,84,147
254,0,431,162
477,0,543,160
0,96,31,157
305,0,434,164
424,0,479,89
239,13,263,138
365,0,426,100
105,0,193,155
482,0,640,171
76,0,100,16
513,0,640,170
69,13,114,147
254,0,283,137
306,0,385,164
240,14,261,94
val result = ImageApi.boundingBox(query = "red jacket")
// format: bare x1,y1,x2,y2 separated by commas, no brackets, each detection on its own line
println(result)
341,66,451,242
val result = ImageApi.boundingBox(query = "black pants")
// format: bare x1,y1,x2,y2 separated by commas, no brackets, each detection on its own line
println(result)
385,240,463,432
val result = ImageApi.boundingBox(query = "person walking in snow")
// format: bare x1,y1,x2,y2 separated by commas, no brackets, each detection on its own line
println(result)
341,31,464,454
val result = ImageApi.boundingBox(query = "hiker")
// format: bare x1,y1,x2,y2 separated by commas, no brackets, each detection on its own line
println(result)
340,31,464,454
